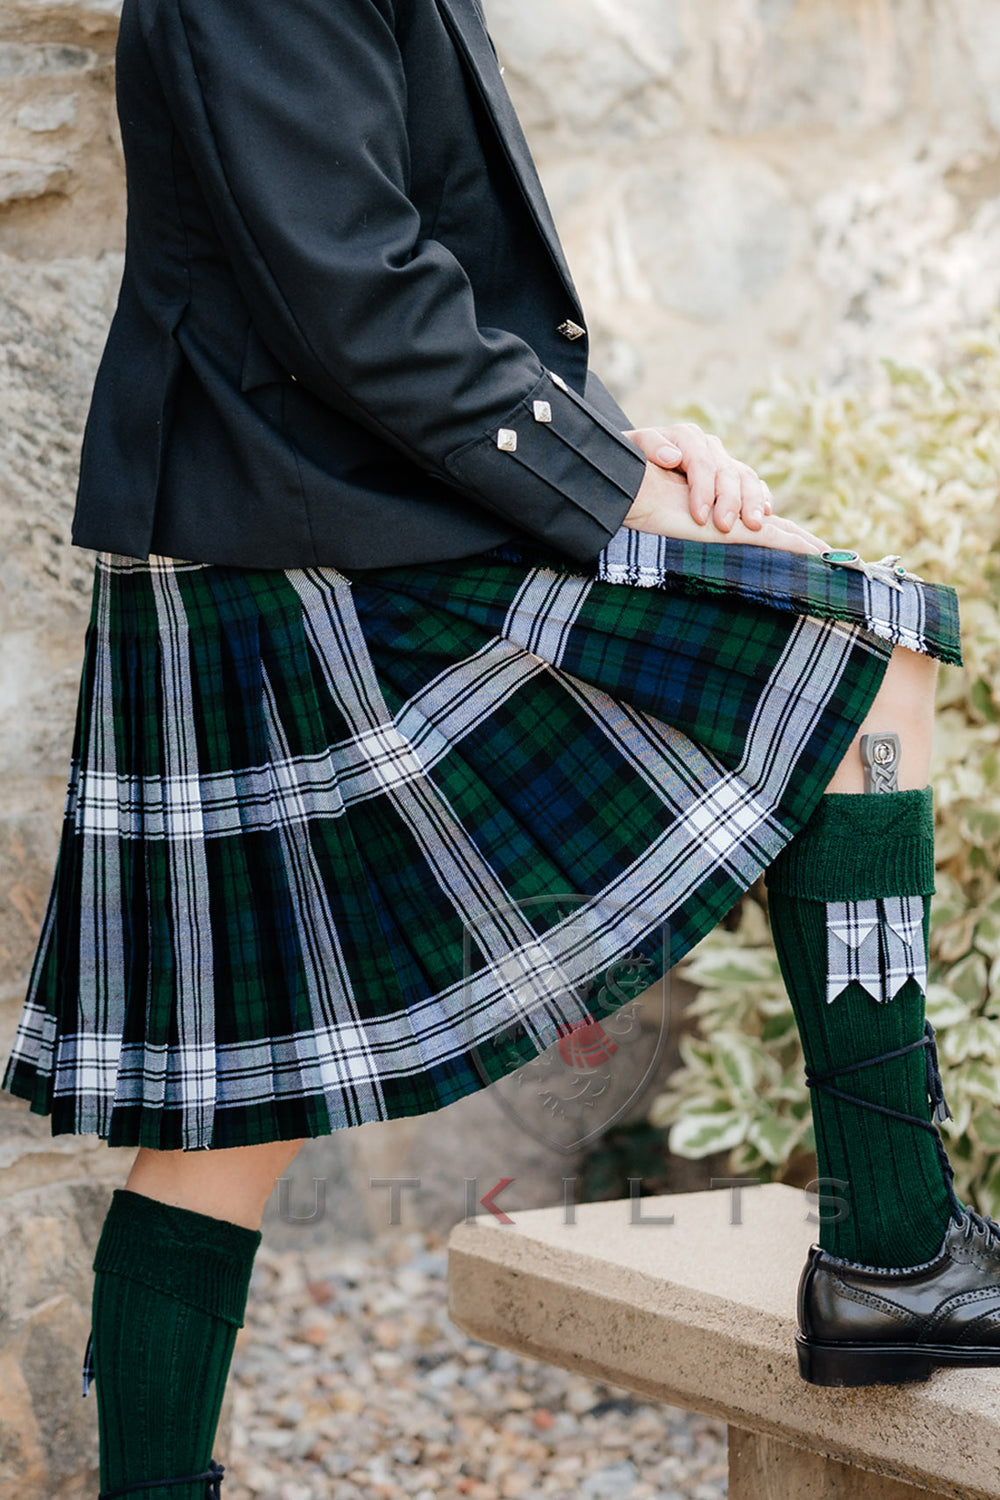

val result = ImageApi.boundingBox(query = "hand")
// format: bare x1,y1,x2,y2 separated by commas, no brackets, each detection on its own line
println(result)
622,462,829,556
624,423,774,533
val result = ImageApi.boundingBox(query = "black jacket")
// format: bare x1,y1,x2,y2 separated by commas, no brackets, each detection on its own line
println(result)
71,0,648,570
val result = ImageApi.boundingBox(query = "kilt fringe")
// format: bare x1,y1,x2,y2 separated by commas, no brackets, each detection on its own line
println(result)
594,530,961,666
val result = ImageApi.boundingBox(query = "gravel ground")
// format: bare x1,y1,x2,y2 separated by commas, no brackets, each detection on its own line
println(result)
224,1229,728,1500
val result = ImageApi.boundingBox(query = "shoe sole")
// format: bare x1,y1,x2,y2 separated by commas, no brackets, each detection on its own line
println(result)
796,1334,1000,1387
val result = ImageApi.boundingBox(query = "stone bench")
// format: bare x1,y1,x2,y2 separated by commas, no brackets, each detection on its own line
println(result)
445,1182,1000,1499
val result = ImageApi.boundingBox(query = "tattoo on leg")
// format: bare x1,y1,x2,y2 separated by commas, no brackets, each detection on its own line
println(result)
860,732,900,794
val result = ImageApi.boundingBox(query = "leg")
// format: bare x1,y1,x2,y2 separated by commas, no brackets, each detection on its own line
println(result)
824,644,937,794
126,1135,309,1230
766,642,954,1269
762,645,1000,1385
89,1138,308,1498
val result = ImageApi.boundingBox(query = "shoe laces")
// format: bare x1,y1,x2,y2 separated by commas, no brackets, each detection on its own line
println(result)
962,1208,1000,1251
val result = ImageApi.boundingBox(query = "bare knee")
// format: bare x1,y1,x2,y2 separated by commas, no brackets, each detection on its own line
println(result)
124,1136,309,1230
825,645,938,794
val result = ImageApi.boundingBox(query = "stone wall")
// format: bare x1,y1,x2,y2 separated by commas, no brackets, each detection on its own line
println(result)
494,0,1000,413
1,4,128,1489
1,0,999,1493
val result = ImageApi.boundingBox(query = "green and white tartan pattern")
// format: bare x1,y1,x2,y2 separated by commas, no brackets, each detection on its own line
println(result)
594,529,961,665
825,895,928,1005
1,535,961,1148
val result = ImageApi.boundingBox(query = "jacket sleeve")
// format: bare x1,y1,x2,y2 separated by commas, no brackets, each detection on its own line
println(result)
141,0,647,561
584,370,635,432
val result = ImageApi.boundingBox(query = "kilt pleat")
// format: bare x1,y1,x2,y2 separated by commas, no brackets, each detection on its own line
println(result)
1,530,962,1149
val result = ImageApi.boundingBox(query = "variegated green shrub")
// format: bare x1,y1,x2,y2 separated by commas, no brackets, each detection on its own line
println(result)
647,325,1000,1212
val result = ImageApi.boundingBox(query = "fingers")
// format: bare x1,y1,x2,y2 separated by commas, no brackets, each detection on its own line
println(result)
687,452,718,526
737,463,766,530
624,424,820,551
762,513,830,552
713,461,743,532
622,428,683,469
653,423,770,531
765,526,825,556
672,425,718,524
736,514,829,555
623,462,830,554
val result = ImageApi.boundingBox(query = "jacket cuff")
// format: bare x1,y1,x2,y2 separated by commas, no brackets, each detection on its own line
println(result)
443,369,646,563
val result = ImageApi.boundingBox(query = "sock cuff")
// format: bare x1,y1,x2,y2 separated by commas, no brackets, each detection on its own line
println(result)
92,1188,262,1327
765,787,936,900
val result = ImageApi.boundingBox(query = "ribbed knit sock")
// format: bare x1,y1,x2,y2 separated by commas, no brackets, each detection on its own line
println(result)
89,1188,262,1499
765,788,958,1268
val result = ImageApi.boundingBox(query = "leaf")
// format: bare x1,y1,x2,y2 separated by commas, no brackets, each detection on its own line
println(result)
669,1111,750,1159
953,1060,1000,1103
936,914,978,965
968,1104,1000,1150
974,1161,1000,1220
746,1114,805,1165
761,1011,798,1044
924,987,972,1028
971,679,999,723
711,1033,760,1095
947,953,989,1009
680,949,778,988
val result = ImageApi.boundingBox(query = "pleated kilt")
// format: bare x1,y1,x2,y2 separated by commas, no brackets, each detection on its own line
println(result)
1,526,961,1149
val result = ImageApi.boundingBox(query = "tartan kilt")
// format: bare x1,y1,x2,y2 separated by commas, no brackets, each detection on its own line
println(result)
1,527,962,1150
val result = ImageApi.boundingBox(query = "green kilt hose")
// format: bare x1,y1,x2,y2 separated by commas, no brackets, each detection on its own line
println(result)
1,528,961,1150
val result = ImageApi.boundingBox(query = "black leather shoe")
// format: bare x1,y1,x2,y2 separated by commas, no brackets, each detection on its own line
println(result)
794,1016,1000,1385
797,1208,1000,1385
